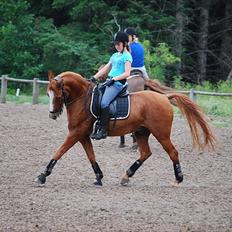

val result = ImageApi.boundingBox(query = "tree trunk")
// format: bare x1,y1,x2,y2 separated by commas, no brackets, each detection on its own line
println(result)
198,0,210,84
227,69,232,81
174,0,184,76
220,0,232,80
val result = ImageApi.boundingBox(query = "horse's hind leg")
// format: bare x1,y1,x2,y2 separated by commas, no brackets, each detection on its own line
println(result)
157,137,183,184
131,132,138,150
121,128,151,185
119,134,138,150
119,135,125,148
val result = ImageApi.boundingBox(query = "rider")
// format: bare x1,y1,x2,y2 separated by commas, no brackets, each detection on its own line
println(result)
90,31,132,140
124,27,149,79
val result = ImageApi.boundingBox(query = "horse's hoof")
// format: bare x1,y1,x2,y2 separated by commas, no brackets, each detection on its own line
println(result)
131,143,138,150
171,180,182,187
94,178,103,186
36,173,46,186
177,175,183,183
118,144,126,148
121,177,130,186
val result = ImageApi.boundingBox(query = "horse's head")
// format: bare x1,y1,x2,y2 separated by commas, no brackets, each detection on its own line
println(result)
47,71,90,120
47,71,65,120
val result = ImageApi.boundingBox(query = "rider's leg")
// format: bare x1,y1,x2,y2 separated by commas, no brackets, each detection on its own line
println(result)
141,66,150,79
131,66,149,79
92,84,124,140
92,106,110,140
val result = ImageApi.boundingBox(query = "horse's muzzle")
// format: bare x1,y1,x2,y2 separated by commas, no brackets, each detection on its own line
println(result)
49,107,63,120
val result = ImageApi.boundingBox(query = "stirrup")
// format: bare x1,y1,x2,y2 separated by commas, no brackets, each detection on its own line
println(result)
91,129,107,140
90,132,98,140
90,120,100,139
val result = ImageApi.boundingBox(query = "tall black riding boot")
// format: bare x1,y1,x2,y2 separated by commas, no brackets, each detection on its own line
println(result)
92,107,110,140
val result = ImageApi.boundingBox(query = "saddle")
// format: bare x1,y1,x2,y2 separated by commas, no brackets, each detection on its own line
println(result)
130,69,143,77
90,84,130,120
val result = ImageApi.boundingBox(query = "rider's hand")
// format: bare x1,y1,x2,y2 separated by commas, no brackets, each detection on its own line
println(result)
105,79,115,87
89,76,98,84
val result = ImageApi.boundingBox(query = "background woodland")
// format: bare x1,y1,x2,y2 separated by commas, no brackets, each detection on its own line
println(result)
0,0,231,85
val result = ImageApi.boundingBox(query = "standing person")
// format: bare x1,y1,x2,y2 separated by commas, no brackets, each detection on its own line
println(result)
90,31,132,140
124,27,149,79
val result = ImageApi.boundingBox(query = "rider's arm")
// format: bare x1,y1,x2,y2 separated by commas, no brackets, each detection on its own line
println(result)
112,61,131,81
93,62,112,80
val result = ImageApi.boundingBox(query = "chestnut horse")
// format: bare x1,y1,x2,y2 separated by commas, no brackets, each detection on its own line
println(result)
36,71,215,186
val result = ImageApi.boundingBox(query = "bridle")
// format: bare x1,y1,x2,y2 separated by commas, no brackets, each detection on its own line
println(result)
52,75,70,108
48,76,66,117
50,76,93,117
60,83,69,107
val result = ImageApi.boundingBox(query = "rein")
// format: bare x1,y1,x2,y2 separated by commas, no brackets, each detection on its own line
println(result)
52,76,94,120
61,82,93,112
61,84,69,106
60,83,80,107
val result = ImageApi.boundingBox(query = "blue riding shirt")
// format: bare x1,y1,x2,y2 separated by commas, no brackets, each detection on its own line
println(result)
130,42,145,67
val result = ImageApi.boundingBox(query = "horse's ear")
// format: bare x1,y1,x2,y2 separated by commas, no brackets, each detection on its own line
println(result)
48,70,55,81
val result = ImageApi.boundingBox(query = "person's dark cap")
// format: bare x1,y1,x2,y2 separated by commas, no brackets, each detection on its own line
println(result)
124,27,136,36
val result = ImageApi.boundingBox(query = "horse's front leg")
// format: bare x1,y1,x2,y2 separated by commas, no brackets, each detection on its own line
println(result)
36,132,79,186
79,137,103,186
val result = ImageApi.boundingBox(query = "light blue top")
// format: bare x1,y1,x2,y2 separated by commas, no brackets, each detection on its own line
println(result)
108,51,132,78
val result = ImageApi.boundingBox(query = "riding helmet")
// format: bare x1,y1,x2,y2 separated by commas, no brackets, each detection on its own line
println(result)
124,27,136,36
113,31,129,43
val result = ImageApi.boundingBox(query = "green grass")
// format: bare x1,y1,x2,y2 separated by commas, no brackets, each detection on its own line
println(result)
5,85,49,104
6,94,49,104
168,93,232,117
197,95,232,116
172,79,232,118
38,95,50,104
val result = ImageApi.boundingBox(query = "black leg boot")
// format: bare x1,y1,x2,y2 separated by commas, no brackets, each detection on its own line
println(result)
92,107,110,140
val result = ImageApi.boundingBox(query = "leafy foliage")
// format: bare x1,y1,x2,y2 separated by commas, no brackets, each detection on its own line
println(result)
0,0,231,84
0,1,44,78
143,41,180,82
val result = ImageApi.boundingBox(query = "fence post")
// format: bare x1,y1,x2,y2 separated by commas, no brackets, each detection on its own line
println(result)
32,78,39,104
189,89,197,101
0,75,8,103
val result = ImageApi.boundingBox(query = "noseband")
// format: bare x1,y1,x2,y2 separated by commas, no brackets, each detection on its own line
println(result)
50,75,92,118
53,75,68,106
49,76,66,116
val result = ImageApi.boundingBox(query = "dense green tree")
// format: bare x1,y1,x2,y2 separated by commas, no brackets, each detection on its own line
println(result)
0,0,231,84
0,1,44,78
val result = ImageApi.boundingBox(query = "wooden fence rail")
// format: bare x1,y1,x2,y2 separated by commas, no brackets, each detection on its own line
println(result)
0,75,48,104
1,75,232,104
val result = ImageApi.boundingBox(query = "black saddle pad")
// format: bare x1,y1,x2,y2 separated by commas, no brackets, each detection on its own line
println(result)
90,86,130,120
